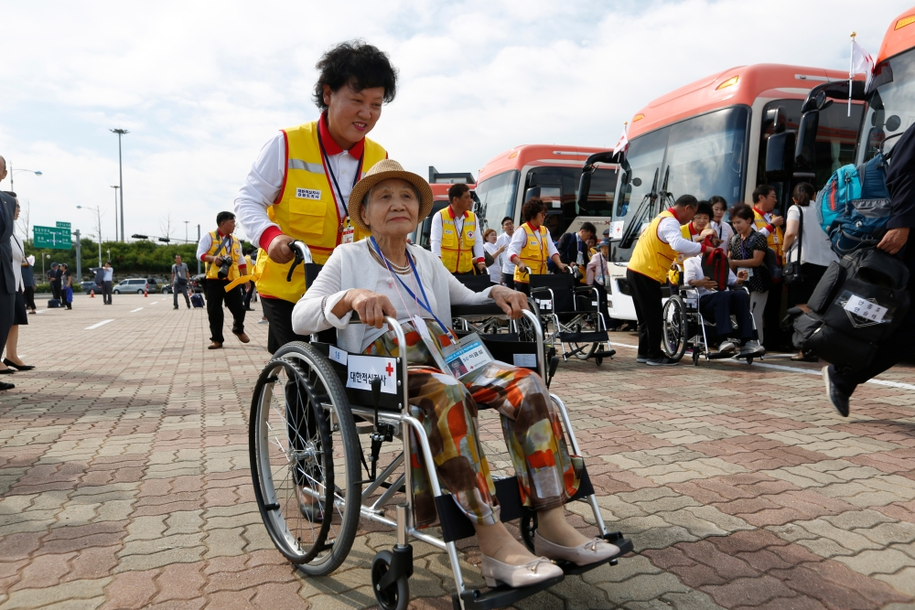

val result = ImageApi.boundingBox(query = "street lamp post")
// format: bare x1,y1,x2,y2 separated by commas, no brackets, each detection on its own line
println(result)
184,220,189,244
8,163,42,192
76,205,103,266
110,128,128,243
110,185,120,242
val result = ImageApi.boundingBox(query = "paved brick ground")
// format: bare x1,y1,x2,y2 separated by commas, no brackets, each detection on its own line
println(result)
1,293,914,609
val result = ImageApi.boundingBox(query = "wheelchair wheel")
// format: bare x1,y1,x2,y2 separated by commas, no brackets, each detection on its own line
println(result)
249,344,361,576
372,550,410,610
661,295,688,362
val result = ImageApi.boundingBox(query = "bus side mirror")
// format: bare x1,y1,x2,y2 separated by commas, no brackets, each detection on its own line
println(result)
795,110,819,169
765,131,796,181
577,171,592,208
524,186,541,201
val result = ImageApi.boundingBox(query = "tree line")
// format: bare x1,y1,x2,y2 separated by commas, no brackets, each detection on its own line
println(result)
23,238,256,281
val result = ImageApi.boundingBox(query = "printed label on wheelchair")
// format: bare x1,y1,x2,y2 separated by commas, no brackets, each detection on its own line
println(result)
441,332,494,380
345,354,398,394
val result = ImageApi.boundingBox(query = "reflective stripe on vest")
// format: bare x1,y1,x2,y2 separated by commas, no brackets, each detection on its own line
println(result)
255,121,387,303
629,210,678,283
439,208,477,273
204,231,243,282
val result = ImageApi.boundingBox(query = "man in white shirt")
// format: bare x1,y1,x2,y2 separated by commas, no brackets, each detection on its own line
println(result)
430,183,486,275
100,261,114,305
495,216,516,288
683,230,763,356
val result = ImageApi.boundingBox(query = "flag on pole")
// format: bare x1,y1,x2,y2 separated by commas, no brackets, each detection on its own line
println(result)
851,38,875,91
612,122,629,156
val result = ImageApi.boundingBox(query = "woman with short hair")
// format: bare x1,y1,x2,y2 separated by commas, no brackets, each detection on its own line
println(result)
506,198,570,294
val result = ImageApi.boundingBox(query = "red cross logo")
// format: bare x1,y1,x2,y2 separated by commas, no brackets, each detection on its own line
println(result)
385,362,394,376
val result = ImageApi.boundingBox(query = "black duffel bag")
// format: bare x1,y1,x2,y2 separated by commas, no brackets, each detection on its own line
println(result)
790,248,910,370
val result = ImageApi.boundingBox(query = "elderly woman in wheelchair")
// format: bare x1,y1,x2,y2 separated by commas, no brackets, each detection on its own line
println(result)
289,160,620,590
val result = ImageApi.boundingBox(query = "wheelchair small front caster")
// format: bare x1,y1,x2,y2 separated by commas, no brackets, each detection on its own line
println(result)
372,549,411,610
519,512,538,553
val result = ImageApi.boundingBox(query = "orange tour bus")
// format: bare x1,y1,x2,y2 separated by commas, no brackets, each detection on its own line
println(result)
595,63,862,322
473,145,620,241
797,6,915,171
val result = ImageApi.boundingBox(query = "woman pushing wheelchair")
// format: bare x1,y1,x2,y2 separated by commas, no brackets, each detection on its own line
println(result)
291,160,620,588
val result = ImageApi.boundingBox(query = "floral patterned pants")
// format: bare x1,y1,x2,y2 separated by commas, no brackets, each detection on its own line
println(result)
365,320,581,528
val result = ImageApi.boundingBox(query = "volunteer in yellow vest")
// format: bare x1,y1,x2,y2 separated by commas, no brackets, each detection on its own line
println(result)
507,198,570,295
751,185,785,263
196,211,249,350
234,41,398,353
627,195,710,366
430,183,487,275
669,200,714,285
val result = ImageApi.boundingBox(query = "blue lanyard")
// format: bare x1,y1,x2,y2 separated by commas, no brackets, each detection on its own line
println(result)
370,237,451,333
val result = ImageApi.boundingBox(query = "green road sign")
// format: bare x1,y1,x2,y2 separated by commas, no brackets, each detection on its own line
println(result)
56,221,71,230
34,225,72,250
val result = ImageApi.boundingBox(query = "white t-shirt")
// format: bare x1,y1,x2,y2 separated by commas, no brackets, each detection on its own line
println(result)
496,231,516,274
483,242,503,284
786,205,837,268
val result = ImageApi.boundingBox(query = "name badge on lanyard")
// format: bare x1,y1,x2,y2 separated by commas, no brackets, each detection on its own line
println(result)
341,216,356,244
441,332,493,380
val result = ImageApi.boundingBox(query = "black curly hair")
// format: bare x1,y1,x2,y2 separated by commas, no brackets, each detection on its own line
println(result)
313,40,398,111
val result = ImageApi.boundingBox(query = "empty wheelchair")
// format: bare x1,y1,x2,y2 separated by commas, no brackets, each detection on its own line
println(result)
249,241,632,610
662,267,764,366
528,272,615,366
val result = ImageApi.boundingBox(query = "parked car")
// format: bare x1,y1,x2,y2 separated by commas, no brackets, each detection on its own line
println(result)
79,281,100,294
112,278,159,294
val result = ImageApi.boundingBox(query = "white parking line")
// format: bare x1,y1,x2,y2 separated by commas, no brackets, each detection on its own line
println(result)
149,301,158,306
130,308,143,313
611,340,915,392
85,319,114,330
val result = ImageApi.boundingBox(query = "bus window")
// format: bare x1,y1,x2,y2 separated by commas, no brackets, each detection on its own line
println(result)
757,99,860,189
475,170,519,233
617,127,669,219
859,47,915,163
524,166,618,236
665,106,749,204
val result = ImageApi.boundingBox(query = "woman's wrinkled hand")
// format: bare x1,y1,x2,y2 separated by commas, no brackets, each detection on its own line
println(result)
346,289,397,328
491,286,529,319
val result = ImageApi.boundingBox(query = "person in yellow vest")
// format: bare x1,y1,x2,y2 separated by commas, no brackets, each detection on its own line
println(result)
242,250,256,311
626,195,710,366
507,198,570,295
234,41,398,353
751,185,784,263
196,212,249,350
430,183,487,275
669,200,714,285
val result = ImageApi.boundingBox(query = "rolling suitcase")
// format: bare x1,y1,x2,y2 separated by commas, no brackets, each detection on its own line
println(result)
190,293,205,308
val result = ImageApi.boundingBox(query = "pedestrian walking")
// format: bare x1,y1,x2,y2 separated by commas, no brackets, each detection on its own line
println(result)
171,255,191,309
196,212,248,349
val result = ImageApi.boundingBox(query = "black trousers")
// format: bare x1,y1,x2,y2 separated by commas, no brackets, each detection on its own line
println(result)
262,297,310,354
502,272,516,290
627,269,663,360
0,292,14,351
102,281,113,304
243,283,255,309
24,286,36,311
204,279,246,343
173,283,190,308
698,290,753,341
50,281,60,301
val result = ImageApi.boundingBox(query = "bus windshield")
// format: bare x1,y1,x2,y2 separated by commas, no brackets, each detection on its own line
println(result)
475,170,519,233
612,106,749,261
859,47,915,163
524,166,617,237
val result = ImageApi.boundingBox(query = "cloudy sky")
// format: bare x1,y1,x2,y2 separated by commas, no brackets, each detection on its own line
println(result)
1,0,910,245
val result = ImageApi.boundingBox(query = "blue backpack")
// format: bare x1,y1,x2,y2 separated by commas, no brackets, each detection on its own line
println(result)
817,152,892,256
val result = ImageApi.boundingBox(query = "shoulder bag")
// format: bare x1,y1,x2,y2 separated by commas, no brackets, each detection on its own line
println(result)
783,205,804,285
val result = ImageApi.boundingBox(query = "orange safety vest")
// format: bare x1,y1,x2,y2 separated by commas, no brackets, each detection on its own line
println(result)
629,209,679,283
254,119,387,303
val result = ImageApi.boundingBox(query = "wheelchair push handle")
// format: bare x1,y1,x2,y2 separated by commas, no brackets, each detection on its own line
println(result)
285,240,314,283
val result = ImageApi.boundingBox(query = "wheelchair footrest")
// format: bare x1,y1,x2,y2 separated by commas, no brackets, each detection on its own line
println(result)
593,349,616,358
558,331,609,344
452,574,565,610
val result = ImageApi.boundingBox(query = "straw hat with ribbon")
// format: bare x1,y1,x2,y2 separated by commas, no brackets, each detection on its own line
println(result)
347,159,434,233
